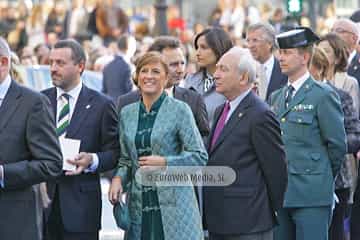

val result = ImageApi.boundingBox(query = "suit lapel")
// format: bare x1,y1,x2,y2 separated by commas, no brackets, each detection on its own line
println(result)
207,103,224,153
275,86,288,116
0,81,22,131
174,86,186,101
266,59,283,99
279,77,314,118
349,54,359,75
123,102,139,162
47,88,57,118
66,85,94,137
209,91,253,154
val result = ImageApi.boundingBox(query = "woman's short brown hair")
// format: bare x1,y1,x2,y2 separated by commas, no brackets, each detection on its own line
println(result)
319,33,349,73
311,46,330,80
133,51,169,86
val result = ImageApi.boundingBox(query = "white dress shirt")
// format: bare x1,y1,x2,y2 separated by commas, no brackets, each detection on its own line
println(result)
0,75,11,187
288,72,310,98
349,50,357,65
56,81,99,172
0,75,11,107
262,55,275,88
56,82,83,121
226,88,252,123
165,86,174,98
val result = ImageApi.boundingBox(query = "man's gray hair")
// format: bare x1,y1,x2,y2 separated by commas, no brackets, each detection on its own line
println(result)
0,37,11,60
228,47,256,84
335,18,359,42
247,22,278,51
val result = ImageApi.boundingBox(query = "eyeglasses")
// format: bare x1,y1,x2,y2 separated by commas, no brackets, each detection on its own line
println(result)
331,27,356,36
246,38,267,44
21,55,33,60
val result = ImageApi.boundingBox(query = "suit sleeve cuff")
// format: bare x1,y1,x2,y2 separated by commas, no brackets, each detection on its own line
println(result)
85,154,99,173
0,165,4,188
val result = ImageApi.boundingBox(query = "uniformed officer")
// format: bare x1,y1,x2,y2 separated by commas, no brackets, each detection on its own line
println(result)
270,27,347,240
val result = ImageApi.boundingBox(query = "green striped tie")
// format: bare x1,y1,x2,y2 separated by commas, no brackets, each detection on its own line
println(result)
56,93,70,137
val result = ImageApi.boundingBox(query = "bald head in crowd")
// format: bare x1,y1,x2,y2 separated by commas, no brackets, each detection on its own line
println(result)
331,18,359,53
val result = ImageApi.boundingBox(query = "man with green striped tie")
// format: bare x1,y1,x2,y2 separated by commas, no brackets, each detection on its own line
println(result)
56,93,70,137
42,39,119,240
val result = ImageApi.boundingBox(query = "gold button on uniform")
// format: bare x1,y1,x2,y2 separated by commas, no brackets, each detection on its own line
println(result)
281,118,286,123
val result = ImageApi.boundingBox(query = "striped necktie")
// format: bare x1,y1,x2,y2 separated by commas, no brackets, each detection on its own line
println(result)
56,93,70,137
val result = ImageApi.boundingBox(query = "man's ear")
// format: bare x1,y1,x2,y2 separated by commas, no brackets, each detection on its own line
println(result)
303,52,311,66
240,71,249,84
352,35,359,46
78,61,86,74
0,56,10,67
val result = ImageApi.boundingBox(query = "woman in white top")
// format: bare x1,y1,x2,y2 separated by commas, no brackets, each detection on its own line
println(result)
318,33,360,117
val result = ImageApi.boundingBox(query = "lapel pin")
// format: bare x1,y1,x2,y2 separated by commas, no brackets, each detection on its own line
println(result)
238,112,243,118
355,66,358,70
86,105,91,109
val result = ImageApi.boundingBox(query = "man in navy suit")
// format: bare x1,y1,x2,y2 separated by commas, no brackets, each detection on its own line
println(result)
42,39,119,240
203,47,287,240
117,36,210,137
102,35,133,100
247,22,287,102
0,37,62,240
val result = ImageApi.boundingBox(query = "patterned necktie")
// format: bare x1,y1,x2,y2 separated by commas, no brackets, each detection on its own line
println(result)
258,64,267,100
210,101,230,150
204,75,214,92
56,93,70,137
285,85,295,108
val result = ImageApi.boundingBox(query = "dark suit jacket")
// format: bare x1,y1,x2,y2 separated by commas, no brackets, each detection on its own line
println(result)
117,86,210,137
203,91,287,235
102,55,132,100
42,85,119,233
266,58,287,102
348,53,360,87
0,81,62,240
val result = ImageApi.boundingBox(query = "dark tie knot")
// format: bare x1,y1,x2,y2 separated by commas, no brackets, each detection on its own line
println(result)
224,101,231,111
61,93,70,101
287,85,295,95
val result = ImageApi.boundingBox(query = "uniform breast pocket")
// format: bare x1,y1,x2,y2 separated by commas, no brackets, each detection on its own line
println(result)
285,113,314,139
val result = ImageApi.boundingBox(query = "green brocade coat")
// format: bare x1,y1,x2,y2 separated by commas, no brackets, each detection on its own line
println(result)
116,96,208,240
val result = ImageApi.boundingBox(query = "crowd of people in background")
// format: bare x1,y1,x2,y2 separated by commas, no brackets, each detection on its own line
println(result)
0,0,341,77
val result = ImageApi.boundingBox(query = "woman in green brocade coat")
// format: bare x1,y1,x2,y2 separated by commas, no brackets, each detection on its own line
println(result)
109,52,208,240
